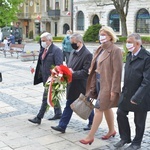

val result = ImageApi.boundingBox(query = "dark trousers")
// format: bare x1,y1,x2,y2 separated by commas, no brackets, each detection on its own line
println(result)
63,51,70,65
59,99,94,130
37,89,62,119
117,108,147,146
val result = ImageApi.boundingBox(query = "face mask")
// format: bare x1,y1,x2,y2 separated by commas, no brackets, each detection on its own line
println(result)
126,43,135,52
71,43,79,50
99,35,107,44
41,42,47,48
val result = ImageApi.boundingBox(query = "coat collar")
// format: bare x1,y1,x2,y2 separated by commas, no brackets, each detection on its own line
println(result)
129,46,147,61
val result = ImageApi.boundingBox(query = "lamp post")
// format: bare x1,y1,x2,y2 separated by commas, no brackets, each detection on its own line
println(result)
71,0,73,32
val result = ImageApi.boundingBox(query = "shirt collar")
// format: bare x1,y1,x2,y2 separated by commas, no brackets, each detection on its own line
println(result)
133,47,141,56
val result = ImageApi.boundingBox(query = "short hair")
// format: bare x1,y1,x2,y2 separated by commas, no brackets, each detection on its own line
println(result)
40,32,53,41
128,33,142,45
99,26,118,43
70,33,83,43
67,30,72,34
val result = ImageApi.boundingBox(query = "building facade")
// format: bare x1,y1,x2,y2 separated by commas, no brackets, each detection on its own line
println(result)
16,0,150,39
73,0,150,35
16,0,72,39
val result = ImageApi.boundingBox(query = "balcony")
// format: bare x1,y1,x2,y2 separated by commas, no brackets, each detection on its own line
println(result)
17,13,31,19
48,10,60,20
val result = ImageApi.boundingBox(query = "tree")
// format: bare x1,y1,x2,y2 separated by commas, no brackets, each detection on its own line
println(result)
0,0,23,27
94,0,130,36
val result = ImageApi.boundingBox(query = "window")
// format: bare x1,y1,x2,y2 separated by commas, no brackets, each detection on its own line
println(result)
46,0,51,11
108,9,120,32
25,2,29,18
136,8,150,33
64,0,69,11
36,2,40,13
55,0,59,9
77,11,84,30
93,15,99,25
63,24,70,34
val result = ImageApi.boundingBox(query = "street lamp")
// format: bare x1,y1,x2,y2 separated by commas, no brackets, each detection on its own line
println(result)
71,0,73,32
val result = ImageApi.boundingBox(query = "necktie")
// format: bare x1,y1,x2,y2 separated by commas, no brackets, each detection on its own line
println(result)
42,49,47,60
131,55,135,61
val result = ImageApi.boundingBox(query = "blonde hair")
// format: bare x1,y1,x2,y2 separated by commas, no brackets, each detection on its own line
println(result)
99,26,118,43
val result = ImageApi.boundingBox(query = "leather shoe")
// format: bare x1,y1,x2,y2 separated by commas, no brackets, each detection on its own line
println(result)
51,126,65,133
28,117,41,125
83,124,91,131
48,115,62,120
125,144,141,150
114,140,131,148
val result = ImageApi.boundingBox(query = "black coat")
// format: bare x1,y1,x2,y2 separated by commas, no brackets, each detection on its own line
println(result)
34,43,63,85
66,45,93,100
118,46,150,112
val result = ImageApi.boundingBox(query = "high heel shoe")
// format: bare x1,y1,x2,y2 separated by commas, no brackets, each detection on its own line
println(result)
79,139,94,145
101,131,116,140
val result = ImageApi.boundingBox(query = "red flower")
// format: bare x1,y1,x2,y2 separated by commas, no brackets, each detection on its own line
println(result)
46,65,72,107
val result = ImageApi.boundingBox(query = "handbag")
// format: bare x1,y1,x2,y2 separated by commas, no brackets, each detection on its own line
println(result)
0,72,2,82
70,93,94,120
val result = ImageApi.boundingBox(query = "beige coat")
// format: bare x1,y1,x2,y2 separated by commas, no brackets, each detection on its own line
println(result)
86,41,122,110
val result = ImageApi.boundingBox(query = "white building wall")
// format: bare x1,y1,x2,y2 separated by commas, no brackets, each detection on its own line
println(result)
74,0,150,36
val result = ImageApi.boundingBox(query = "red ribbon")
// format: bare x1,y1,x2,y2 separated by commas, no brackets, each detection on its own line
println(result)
47,77,54,107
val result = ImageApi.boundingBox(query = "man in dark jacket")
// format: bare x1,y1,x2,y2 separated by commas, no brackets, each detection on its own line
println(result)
51,33,94,133
28,32,63,124
114,33,150,150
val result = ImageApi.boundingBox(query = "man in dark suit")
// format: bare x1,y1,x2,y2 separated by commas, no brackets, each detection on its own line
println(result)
114,33,150,150
28,32,63,124
51,33,94,133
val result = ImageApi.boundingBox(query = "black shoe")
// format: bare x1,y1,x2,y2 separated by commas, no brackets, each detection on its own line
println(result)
83,124,92,131
51,126,65,133
125,144,141,150
48,115,62,120
114,140,131,148
28,117,41,125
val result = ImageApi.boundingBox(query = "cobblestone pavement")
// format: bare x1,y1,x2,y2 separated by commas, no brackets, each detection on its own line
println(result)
0,45,150,150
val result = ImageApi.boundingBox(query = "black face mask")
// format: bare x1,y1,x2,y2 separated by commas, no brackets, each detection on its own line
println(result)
71,43,79,50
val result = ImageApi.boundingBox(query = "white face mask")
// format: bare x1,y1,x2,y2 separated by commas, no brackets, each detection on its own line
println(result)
126,43,135,52
41,42,47,48
99,35,107,43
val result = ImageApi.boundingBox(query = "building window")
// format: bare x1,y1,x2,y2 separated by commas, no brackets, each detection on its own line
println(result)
47,0,51,11
25,2,29,18
136,8,150,34
36,2,40,13
93,15,99,25
108,9,120,32
64,0,68,11
63,23,70,34
55,0,59,9
77,11,84,30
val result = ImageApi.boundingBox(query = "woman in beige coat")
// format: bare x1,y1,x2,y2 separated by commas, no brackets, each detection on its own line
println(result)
80,26,123,145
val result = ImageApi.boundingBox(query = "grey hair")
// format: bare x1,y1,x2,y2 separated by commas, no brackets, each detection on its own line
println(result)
70,33,83,43
40,32,53,41
128,33,142,45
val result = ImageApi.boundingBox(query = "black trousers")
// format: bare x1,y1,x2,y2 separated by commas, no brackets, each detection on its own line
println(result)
37,88,62,119
117,108,147,146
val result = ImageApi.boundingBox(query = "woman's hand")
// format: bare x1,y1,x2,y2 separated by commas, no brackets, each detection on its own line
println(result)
110,92,117,101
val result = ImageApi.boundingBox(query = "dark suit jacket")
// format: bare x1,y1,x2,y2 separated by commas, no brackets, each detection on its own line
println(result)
118,46,150,112
67,45,93,100
34,43,63,85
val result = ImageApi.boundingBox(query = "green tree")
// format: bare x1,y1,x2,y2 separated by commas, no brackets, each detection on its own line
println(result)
0,0,23,27
83,24,102,42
